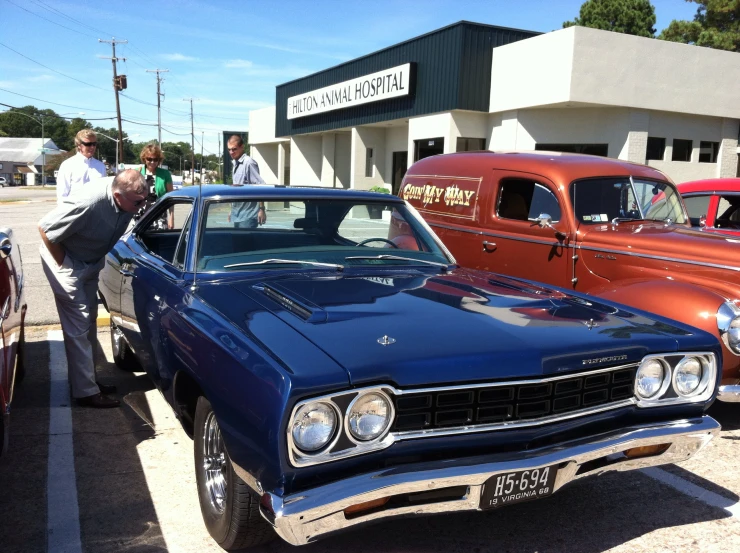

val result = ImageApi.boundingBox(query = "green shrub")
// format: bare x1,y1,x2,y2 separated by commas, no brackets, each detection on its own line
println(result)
369,185,390,194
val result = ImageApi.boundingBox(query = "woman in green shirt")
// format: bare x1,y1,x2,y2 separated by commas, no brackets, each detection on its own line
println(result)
139,144,174,228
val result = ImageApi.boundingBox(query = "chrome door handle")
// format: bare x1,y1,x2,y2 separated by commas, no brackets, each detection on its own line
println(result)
482,241,497,252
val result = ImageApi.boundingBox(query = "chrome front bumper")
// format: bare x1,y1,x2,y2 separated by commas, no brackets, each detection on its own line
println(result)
717,385,740,402
261,416,719,546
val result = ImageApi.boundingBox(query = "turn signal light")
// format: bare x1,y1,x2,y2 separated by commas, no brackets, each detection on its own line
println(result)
624,443,670,459
343,496,390,518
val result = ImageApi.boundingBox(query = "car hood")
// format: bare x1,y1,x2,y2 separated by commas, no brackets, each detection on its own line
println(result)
580,221,740,271
214,268,704,388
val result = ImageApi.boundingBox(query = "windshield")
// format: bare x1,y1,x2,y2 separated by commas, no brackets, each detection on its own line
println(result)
197,198,450,272
570,178,686,225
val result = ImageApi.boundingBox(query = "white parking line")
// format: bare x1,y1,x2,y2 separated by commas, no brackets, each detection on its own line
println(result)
46,329,82,553
642,467,740,518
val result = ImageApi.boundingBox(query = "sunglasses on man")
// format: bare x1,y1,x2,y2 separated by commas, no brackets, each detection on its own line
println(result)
145,158,159,162
228,147,240,152
81,141,97,147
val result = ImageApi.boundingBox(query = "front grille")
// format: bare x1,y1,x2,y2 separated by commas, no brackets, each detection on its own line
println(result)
391,366,636,432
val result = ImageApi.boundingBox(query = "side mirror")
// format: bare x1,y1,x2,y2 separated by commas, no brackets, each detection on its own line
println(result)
0,233,11,259
536,213,554,230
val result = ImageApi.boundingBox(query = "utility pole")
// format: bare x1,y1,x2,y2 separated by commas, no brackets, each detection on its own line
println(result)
99,37,127,169
217,132,222,183
184,98,196,183
146,68,169,144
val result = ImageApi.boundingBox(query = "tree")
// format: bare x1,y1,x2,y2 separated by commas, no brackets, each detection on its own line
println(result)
563,0,657,38
659,0,740,52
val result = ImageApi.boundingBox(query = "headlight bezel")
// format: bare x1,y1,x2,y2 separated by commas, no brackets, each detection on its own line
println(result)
345,391,395,444
717,301,740,356
635,352,717,407
290,401,340,454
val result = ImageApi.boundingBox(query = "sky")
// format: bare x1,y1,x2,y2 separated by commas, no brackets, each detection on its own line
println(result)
0,0,699,156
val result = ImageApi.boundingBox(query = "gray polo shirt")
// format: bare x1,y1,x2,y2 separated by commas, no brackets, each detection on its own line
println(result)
39,177,134,263
231,153,265,223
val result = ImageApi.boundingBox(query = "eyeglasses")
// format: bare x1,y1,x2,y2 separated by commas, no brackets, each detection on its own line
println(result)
121,192,146,208
227,147,240,152
81,141,97,147
145,158,159,162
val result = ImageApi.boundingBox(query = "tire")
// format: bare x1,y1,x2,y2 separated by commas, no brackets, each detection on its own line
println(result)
194,396,274,550
110,319,139,371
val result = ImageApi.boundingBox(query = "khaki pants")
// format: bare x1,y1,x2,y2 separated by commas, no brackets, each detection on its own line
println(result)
40,245,105,399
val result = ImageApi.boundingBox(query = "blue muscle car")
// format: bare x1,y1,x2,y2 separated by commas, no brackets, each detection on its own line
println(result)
99,185,722,550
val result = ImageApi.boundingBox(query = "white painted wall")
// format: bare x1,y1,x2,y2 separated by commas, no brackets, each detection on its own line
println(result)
250,144,280,184
249,107,280,144
408,113,455,161
450,111,488,148
335,132,352,188
290,134,322,186
491,26,740,119
351,127,386,190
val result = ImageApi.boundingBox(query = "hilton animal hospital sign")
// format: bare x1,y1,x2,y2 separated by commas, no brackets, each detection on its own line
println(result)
286,63,413,120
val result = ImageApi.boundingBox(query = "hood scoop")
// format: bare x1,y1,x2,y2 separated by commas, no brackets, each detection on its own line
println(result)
254,283,325,323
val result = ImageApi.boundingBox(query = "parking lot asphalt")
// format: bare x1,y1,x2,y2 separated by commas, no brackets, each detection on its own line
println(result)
3,186,740,552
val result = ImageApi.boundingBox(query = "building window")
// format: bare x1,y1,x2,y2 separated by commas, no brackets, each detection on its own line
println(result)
646,137,666,161
672,139,692,162
699,141,720,163
365,148,374,178
534,143,608,157
414,137,444,162
456,137,485,152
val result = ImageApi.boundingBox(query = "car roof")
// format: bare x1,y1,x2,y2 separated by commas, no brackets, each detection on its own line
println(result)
169,184,403,202
405,151,671,185
676,178,740,194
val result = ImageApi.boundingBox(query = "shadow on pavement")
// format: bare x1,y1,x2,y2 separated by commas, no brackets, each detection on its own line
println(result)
73,337,169,553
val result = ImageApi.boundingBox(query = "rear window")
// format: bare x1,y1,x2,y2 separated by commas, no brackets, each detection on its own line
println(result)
682,195,712,227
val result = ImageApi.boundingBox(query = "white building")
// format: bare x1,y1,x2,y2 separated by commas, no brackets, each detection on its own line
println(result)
0,137,63,185
249,23,740,193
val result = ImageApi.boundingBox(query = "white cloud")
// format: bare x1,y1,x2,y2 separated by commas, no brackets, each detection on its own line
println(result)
161,53,199,62
224,59,254,69
27,74,55,82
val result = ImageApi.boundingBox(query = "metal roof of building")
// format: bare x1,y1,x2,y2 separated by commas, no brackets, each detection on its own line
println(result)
0,137,63,164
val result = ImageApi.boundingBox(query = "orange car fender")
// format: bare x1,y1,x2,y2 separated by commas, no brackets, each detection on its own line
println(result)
588,278,738,382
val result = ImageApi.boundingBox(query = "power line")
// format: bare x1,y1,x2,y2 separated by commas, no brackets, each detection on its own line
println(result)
3,0,97,38
29,0,115,37
0,87,115,113
0,42,109,92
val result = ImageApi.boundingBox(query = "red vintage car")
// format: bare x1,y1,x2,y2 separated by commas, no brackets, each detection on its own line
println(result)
400,151,740,401
0,227,27,457
677,178,740,237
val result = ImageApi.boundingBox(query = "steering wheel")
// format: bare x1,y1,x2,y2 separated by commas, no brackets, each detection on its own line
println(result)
356,237,399,248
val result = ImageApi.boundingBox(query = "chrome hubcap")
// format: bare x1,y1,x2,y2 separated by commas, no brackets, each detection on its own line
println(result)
202,412,227,513
111,325,122,357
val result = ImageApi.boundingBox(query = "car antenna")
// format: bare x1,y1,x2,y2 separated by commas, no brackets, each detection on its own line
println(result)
191,163,203,292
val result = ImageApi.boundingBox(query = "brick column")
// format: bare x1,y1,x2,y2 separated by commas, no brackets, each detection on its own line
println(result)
718,118,739,178
625,110,650,163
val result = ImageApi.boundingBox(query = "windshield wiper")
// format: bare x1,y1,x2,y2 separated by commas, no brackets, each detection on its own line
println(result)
223,259,344,271
345,254,452,271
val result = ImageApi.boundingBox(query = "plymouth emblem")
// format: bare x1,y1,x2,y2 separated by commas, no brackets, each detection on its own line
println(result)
377,335,396,346
582,354,628,366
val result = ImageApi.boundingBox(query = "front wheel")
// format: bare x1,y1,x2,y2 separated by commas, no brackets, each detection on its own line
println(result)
110,319,139,371
194,396,274,550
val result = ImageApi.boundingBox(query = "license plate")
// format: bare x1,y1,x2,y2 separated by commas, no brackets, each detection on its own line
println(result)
480,465,557,509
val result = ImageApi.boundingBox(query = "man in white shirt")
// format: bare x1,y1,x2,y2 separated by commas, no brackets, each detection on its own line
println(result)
57,129,107,204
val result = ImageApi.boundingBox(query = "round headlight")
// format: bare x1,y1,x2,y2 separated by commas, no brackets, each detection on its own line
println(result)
291,402,337,452
636,359,666,399
348,392,392,441
717,302,740,355
674,357,704,396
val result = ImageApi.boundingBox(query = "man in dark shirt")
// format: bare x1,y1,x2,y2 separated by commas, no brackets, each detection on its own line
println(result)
39,170,147,408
